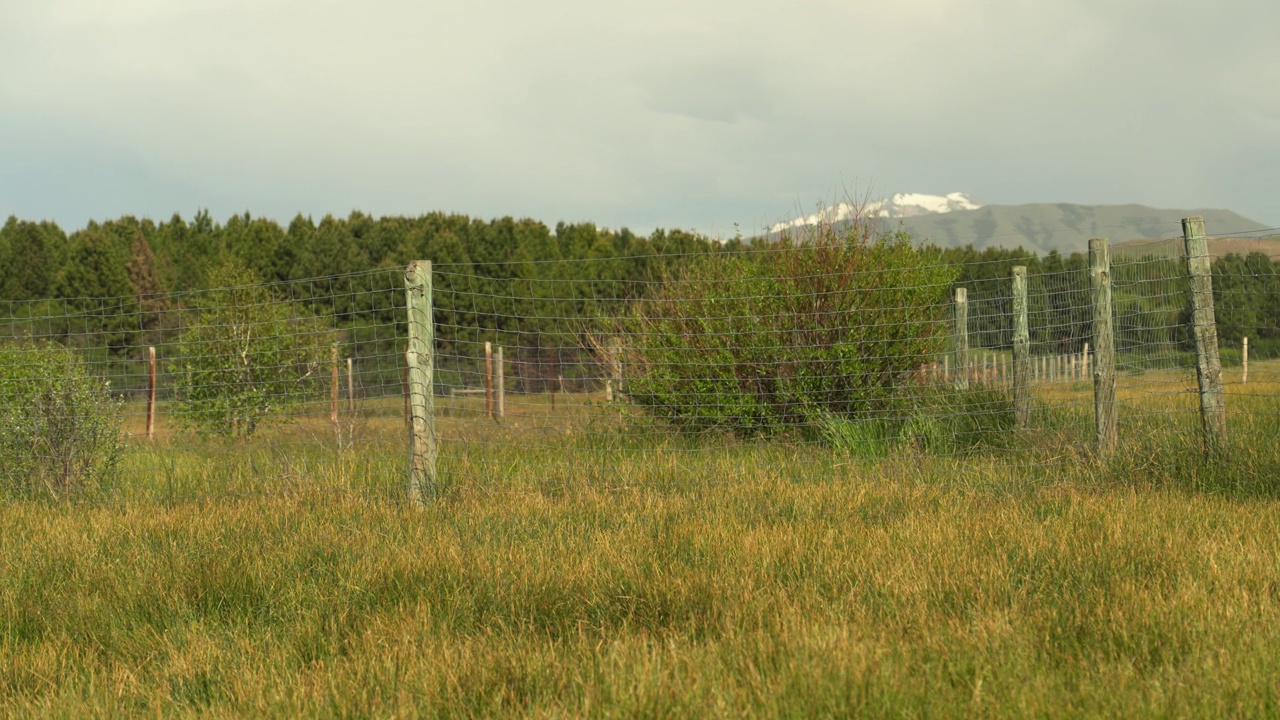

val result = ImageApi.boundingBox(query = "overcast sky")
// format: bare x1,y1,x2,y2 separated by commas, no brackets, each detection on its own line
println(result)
2,0,1278,237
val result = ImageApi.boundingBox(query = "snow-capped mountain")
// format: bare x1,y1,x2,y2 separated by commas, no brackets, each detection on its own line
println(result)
770,192,981,233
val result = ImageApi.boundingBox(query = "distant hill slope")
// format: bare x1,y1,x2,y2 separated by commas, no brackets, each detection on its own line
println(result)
1113,235,1280,260
877,204,1271,255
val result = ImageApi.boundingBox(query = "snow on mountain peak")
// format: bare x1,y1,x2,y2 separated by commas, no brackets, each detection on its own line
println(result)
769,192,981,234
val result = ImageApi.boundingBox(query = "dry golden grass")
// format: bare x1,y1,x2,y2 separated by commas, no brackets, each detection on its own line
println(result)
6,363,1280,716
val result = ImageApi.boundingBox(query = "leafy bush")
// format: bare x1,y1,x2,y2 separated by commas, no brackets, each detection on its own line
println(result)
0,342,124,497
617,223,958,436
172,263,336,438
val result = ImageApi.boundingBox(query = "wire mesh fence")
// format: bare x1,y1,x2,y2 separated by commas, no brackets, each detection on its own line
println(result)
0,267,410,501
1,218,1278,503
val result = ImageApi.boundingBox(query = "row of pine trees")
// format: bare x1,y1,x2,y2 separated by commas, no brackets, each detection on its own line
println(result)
2,211,1277,368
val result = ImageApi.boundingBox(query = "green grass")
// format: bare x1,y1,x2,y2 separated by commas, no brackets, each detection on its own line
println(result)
3,367,1280,716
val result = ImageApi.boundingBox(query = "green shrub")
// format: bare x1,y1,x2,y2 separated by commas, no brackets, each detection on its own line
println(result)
0,341,124,497
171,263,337,438
616,224,958,436
819,384,1016,458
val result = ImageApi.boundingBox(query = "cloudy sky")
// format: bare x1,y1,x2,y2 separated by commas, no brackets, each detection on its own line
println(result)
2,0,1278,236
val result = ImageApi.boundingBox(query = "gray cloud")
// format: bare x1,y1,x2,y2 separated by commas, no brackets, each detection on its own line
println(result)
2,0,1278,237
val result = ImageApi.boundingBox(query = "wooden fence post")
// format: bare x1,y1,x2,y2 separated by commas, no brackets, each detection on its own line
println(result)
330,344,339,425
147,346,156,440
1242,337,1249,385
485,341,494,421
346,357,354,412
1090,238,1117,455
1183,216,1228,451
496,345,505,419
405,260,437,505
954,288,969,391
1083,342,1090,382
1012,266,1030,427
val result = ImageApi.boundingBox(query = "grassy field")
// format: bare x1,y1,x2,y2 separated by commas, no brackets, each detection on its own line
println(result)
3,364,1280,716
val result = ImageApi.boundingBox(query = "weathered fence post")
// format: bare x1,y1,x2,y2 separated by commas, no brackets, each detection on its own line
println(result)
1082,342,1090,382
496,345,505,419
1090,238,1117,455
485,341,494,421
346,357,354,412
1242,337,1249,385
405,260,437,505
954,288,969,391
605,342,621,402
1012,266,1030,427
147,346,156,440
330,344,339,425
1183,216,1228,451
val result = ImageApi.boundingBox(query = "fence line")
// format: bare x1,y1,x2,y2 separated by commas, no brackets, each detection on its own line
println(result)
0,217,1278,502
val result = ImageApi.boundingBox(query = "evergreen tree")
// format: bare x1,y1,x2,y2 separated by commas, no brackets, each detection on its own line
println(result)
127,231,168,333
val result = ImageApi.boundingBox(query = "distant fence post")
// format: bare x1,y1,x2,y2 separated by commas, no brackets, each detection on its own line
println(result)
330,344,339,425
1089,238,1117,455
405,260,437,505
605,342,621,403
954,288,969,391
496,345,505,419
1012,266,1030,427
147,343,157,438
485,341,494,421
346,357,354,412
1242,337,1249,385
1183,216,1228,451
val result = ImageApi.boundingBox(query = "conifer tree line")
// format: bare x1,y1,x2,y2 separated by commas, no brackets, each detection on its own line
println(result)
1,211,1277,375
946,246,1280,360
0,211,726,380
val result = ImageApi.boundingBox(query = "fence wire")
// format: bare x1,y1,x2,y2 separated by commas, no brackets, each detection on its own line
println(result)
1,230,1278,503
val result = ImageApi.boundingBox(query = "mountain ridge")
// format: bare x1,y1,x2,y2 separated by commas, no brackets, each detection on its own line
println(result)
770,193,981,233
872,202,1273,255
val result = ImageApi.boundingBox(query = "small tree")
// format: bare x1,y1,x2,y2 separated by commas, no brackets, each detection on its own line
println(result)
0,342,124,497
172,263,336,437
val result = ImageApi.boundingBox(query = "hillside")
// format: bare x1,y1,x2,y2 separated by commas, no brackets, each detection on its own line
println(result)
1113,234,1280,260
878,203,1271,255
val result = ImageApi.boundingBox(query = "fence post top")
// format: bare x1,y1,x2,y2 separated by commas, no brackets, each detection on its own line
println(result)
955,287,967,301
1012,265,1027,277
1182,216,1206,238
405,260,432,284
